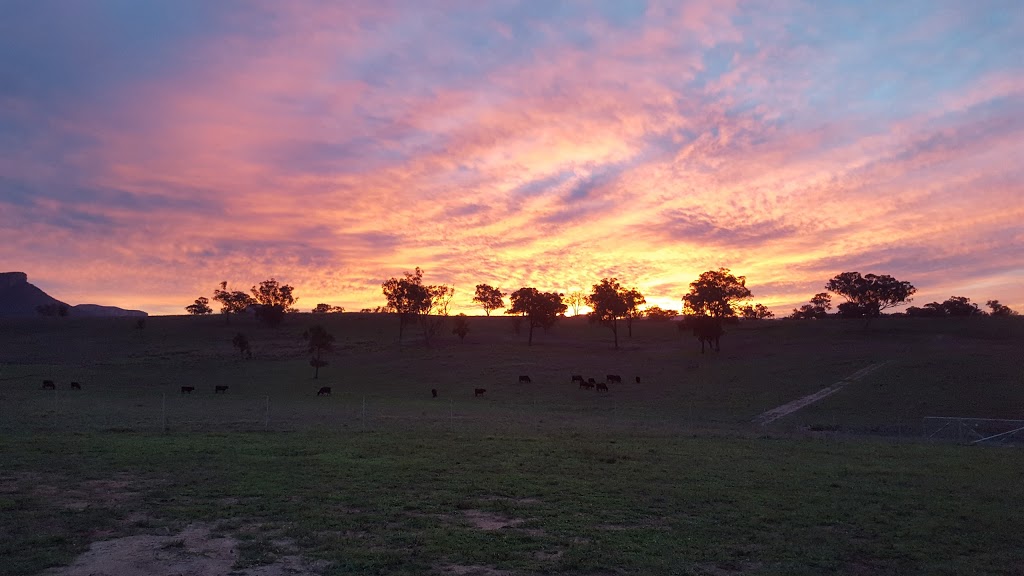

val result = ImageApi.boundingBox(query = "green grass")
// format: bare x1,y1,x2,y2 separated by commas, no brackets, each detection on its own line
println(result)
1,314,1022,434
1,314,1022,574
1,431,1022,575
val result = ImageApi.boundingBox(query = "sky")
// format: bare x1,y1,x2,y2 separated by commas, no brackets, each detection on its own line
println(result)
1,0,1022,316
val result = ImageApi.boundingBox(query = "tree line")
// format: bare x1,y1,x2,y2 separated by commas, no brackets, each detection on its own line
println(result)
185,269,1018,350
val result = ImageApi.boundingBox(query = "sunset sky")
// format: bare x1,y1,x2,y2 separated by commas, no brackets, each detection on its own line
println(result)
1,1,1022,316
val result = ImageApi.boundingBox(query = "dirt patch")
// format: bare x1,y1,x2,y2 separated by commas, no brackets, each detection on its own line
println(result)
462,509,524,530
438,564,514,575
42,523,329,576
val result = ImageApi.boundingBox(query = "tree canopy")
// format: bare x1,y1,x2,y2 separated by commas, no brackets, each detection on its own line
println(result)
682,268,752,318
986,300,1019,316
740,303,774,319
791,292,831,319
506,287,566,346
250,278,297,327
382,267,452,343
906,296,983,317
643,306,678,320
312,303,345,314
586,278,631,349
213,281,254,323
825,272,916,322
472,284,505,316
185,297,213,315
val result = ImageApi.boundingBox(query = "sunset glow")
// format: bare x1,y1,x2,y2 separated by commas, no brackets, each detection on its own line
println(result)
2,1,1022,315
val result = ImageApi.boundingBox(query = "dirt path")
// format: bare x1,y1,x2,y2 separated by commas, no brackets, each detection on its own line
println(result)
753,362,889,425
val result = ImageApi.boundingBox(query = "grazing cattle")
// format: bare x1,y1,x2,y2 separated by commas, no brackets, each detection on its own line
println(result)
41,380,55,390
596,382,609,392
518,375,532,384
180,386,194,394
474,388,486,397
317,386,331,396
431,388,438,398
214,385,229,394
70,382,81,390
580,378,595,390
571,375,584,384
606,374,622,383
635,376,641,384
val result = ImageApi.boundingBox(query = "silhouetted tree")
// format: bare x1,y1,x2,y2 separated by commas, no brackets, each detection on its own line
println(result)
250,278,297,327
740,303,774,319
312,303,344,314
623,287,646,337
381,267,434,343
587,278,630,349
185,297,213,315
452,313,470,342
213,281,254,324
986,300,1019,316
472,284,505,316
793,292,833,319
232,332,250,358
907,296,984,318
421,284,454,345
506,287,566,346
644,306,678,320
566,291,587,317
826,272,916,325
303,324,334,379
683,268,752,318
681,269,751,353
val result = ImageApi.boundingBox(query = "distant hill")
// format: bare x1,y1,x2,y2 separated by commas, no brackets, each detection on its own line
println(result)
70,304,148,318
0,272,148,318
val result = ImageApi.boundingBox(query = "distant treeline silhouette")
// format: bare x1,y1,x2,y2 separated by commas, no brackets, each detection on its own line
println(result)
184,269,1017,351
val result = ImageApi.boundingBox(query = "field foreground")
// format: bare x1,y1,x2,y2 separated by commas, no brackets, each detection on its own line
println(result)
2,430,1022,576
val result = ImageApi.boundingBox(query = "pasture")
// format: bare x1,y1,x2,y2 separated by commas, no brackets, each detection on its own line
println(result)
1,313,1023,575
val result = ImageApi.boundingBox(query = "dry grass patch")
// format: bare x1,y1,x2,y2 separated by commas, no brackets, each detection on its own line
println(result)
462,509,525,531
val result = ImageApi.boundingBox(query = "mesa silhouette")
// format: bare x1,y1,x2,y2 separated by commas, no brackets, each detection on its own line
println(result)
0,272,147,318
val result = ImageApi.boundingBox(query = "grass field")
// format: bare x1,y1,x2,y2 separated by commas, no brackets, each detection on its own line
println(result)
1,314,1023,574
1,313,1022,434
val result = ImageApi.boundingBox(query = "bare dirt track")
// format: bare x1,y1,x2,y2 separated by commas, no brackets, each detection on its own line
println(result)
753,362,889,425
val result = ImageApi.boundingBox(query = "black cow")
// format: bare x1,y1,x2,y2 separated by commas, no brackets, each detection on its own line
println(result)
518,375,532,384
596,382,609,392
214,385,229,394
41,380,55,390
580,378,596,390
431,388,438,398
70,382,81,390
571,374,584,384
180,386,195,394
606,374,622,383
474,388,486,397
635,376,641,384
317,386,332,396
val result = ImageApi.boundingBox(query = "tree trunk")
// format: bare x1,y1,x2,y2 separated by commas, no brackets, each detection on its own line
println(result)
613,319,619,350
528,322,534,346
